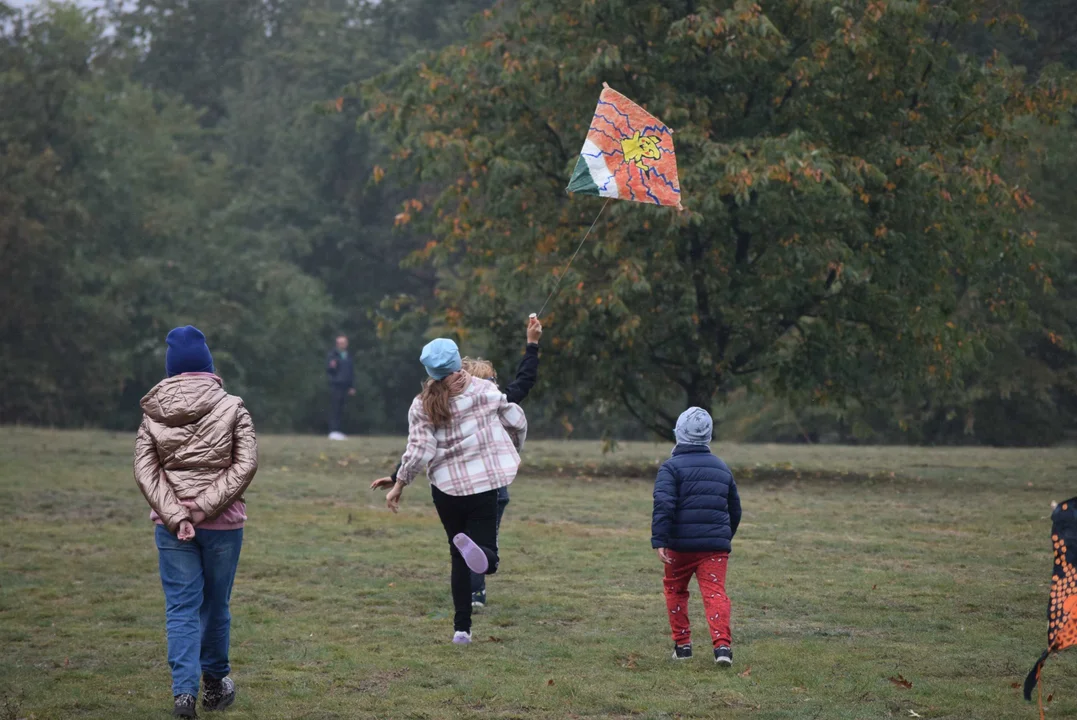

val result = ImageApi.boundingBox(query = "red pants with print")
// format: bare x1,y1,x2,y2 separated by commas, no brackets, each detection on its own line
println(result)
663,550,732,648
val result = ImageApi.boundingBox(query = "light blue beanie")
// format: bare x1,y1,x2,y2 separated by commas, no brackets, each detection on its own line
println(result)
675,407,713,446
420,338,462,380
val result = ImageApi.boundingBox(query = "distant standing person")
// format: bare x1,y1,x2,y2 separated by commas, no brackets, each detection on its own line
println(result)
327,334,356,440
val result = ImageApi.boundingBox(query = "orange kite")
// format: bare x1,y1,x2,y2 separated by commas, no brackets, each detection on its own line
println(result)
566,84,682,209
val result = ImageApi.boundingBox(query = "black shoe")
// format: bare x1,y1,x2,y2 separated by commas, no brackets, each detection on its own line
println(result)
173,694,197,718
471,589,487,608
202,677,236,712
715,646,733,667
672,643,693,660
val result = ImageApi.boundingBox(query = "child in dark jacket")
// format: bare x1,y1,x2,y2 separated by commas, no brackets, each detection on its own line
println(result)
651,407,741,666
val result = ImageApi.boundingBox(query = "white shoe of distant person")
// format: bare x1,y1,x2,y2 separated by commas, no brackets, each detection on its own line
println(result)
328,432,347,441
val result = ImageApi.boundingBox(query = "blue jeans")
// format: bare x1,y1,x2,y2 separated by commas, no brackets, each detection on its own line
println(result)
155,525,243,697
471,486,510,596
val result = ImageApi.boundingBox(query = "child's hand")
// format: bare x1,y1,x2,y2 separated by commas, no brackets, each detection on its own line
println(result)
180,500,207,526
527,315,542,344
386,482,404,513
656,548,674,565
370,476,395,490
177,520,196,541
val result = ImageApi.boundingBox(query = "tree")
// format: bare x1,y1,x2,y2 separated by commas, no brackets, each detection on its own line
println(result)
368,0,1073,436
112,0,265,128
0,3,333,429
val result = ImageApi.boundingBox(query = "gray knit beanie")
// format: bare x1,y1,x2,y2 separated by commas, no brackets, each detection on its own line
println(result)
674,407,713,446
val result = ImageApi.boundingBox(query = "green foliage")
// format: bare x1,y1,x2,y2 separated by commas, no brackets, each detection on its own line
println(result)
114,0,265,128
0,3,332,429
369,0,1075,437
4,0,1077,444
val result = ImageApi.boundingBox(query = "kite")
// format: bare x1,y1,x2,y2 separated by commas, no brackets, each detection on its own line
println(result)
566,84,682,209
537,84,683,318
1025,497,1077,717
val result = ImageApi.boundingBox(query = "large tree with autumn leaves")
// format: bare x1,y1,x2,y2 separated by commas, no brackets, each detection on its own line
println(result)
368,0,1074,436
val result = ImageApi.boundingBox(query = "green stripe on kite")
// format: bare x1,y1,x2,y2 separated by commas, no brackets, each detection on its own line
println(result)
567,156,601,196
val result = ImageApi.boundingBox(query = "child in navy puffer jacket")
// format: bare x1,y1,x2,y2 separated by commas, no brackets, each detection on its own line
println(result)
651,407,741,666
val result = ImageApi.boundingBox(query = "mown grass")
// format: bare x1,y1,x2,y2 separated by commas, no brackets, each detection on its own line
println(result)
2,428,1076,719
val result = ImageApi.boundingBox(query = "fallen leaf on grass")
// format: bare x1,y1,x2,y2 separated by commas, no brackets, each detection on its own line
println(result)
388,582,396,588
739,666,752,678
546,679,555,686
488,636,502,643
1048,694,1054,703
1011,682,1021,689
908,711,922,718
889,675,913,690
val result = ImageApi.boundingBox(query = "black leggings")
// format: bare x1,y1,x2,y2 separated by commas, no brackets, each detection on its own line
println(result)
431,485,499,632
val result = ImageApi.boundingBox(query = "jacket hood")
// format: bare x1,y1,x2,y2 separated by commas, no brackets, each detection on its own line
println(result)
141,374,227,427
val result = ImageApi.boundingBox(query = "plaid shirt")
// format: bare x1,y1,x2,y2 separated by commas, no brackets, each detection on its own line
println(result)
398,376,527,495
398,376,527,496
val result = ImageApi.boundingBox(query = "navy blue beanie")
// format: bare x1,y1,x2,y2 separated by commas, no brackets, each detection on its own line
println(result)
165,326,214,378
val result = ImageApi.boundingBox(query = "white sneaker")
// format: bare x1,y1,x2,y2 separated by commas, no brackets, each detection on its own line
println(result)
452,631,472,645
328,432,347,441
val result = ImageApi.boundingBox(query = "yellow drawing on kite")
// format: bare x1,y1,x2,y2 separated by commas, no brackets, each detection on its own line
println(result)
620,131,663,171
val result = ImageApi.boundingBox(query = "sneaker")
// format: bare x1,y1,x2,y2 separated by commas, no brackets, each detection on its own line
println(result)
173,694,197,718
471,590,487,609
452,631,472,645
202,676,235,712
715,646,733,667
328,431,347,441
452,533,489,574
672,643,693,660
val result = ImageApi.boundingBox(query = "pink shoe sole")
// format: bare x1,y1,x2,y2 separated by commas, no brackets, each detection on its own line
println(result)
452,533,489,574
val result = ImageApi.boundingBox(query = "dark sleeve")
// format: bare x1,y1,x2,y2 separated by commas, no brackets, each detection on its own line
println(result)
346,355,357,388
326,351,338,379
651,463,678,549
504,343,539,405
727,476,742,538
391,461,401,482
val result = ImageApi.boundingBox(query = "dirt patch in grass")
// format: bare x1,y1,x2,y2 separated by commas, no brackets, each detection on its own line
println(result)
334,667,410,695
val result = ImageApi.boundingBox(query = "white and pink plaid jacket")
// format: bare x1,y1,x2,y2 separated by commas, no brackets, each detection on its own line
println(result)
397,375,527,496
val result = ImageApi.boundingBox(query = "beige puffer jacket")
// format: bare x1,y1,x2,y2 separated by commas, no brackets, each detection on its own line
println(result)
134,374,258,534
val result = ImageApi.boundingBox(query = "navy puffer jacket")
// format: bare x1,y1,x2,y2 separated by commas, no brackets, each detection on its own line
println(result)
651,444,741,553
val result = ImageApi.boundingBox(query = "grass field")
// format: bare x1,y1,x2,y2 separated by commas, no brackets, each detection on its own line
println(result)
2,428,1076,719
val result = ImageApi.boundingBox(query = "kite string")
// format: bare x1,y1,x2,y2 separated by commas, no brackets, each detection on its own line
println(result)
536,198,611,319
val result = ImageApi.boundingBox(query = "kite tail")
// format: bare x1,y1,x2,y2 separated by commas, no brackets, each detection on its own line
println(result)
1024,649,1050,701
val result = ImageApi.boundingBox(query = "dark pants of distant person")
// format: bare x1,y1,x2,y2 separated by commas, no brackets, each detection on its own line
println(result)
471,486,510,597
328,385,350,434
431,486,499,633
